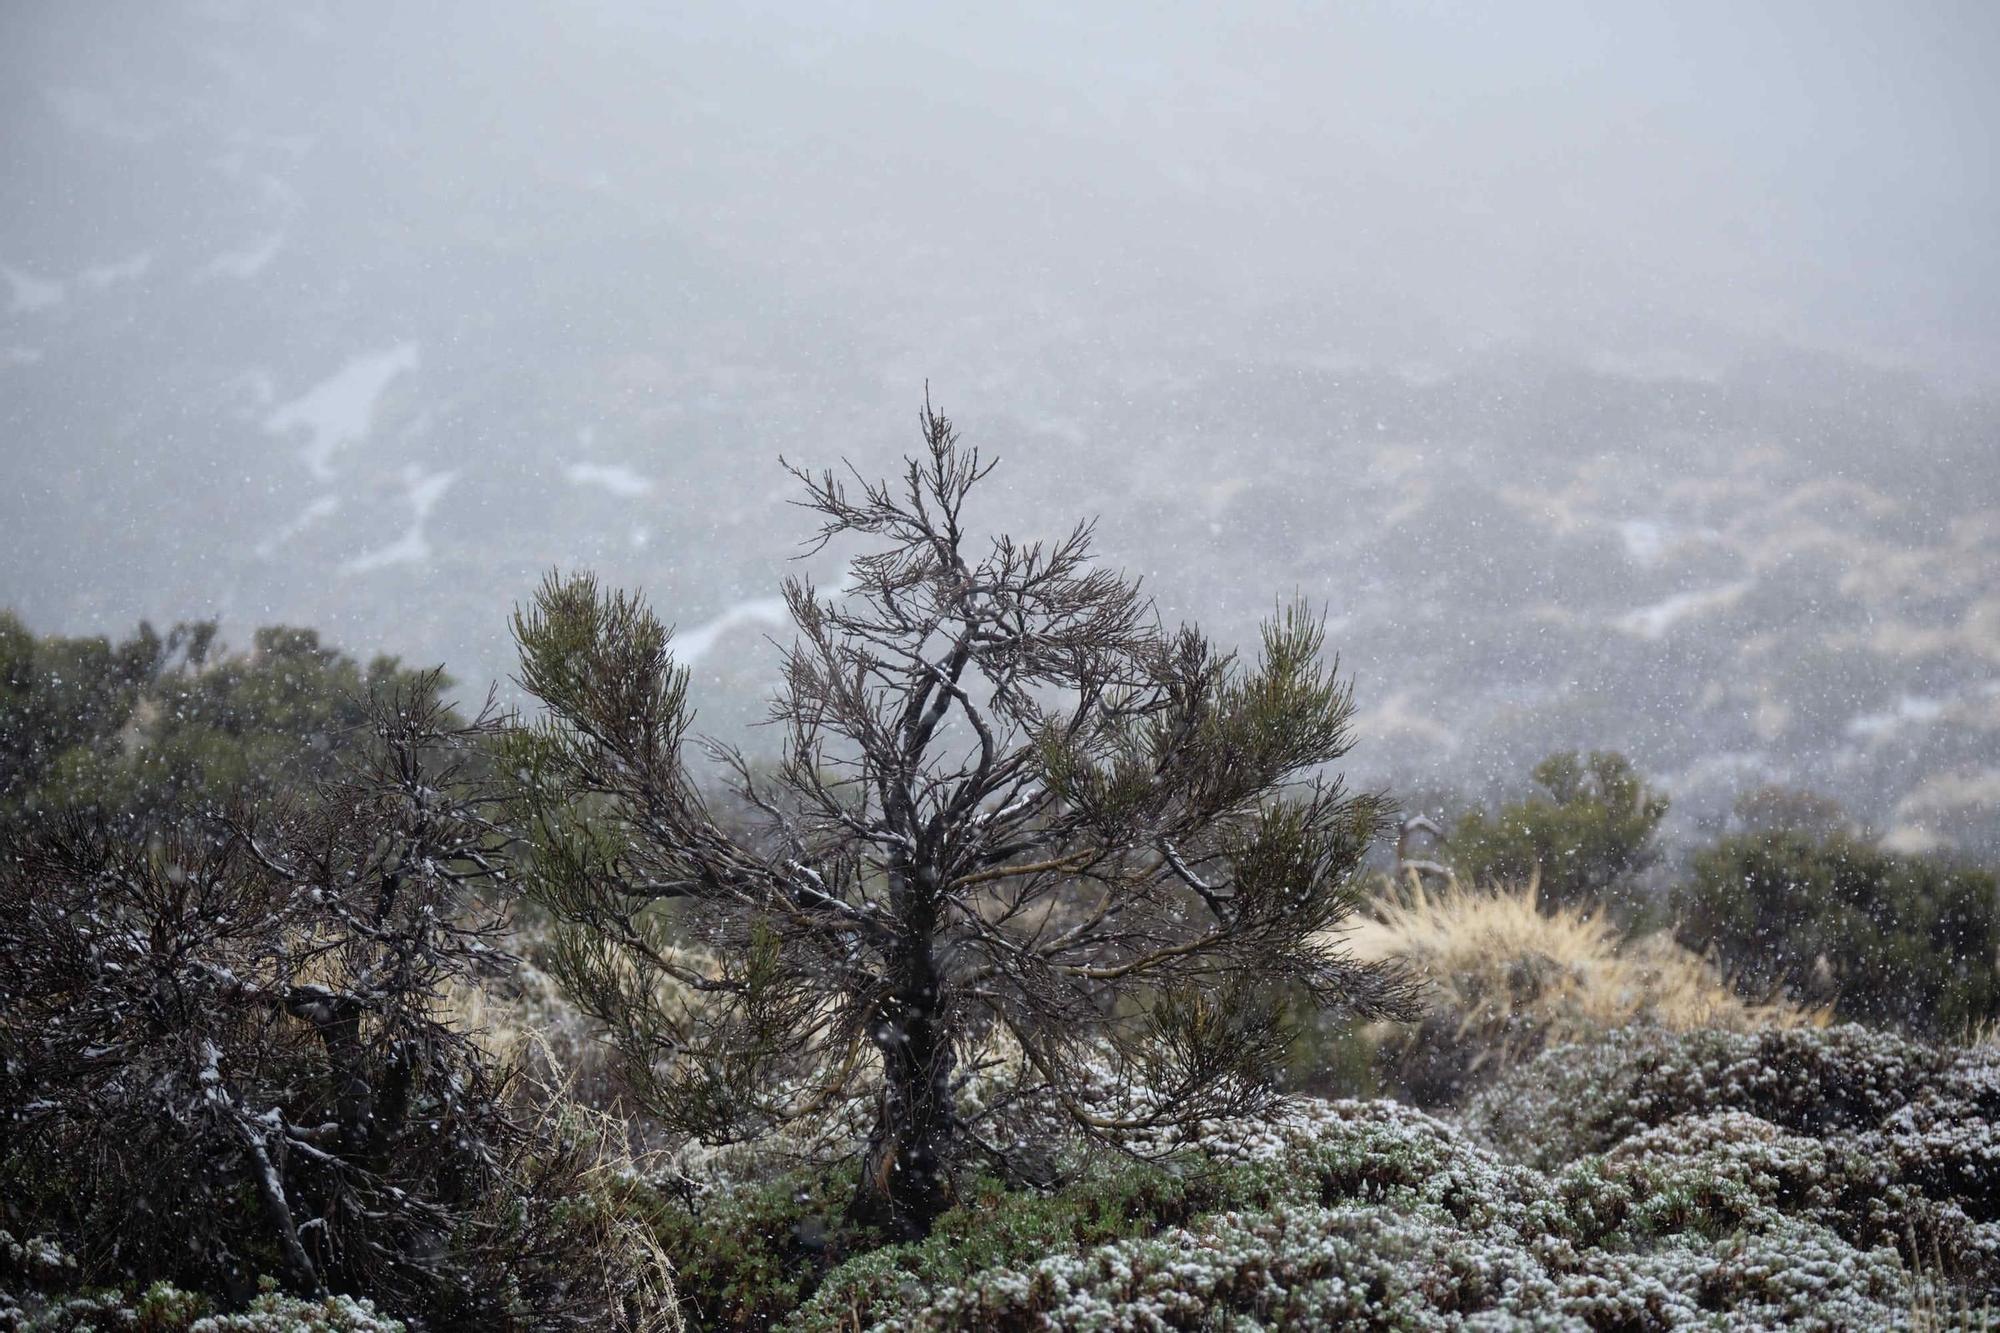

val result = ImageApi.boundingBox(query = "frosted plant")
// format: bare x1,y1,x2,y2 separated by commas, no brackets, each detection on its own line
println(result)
509,398,1418,1238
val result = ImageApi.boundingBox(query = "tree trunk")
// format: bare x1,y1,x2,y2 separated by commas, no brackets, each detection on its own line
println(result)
850,866,957,1240
232,1104,321,1294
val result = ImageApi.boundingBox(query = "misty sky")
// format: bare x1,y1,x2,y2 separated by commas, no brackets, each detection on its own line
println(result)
5,1,1998,378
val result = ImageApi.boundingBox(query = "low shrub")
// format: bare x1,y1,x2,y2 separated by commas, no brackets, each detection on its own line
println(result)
1469,1025,2000,1291
1447,750,1668,914
1673,830,2000,1038
795,1159,1284,1331
1465,1024,1962,1165
786,1096,1928,1330
0,686,679,1331
0,1241,403,1332
621,1023,1998,1329
635,1162,875,1332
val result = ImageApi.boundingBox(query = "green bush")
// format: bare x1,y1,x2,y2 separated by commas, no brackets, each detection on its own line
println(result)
0,613,448,836
642,1149,1304,1330
1448,750,1668,914
1465,1025,2000,1294
1727,784,1852,839
1672,830,2000,1036
0,1241,404,1332
1462,1024,1958,1168
795,1160,1282,1331
636,1163,876,1331
783,1095,1934,1330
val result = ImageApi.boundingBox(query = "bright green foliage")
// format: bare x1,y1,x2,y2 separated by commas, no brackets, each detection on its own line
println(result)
1448,750,1669,913
0,612,446,833
1672,830,2000,1036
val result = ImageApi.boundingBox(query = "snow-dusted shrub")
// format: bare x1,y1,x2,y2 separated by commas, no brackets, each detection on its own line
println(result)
2,1279,207,1333
3,1281,404,1333
187,1292,401,1332
0,1233,75,1297
786,1094,1923,1331
1674,829,2000,1037
1465,1024,1958,1166
1472,1025,2000,1292
0,689,680,1331
791,1157,1300,1332
633,1160,874,1332
2,1238,406,1332
644,1027,2000,1328
1878,1043,2000,1212
829,1201,1566,1332
1336,878,1817,1106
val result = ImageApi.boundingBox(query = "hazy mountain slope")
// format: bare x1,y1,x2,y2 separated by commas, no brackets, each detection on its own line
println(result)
3,1,1996,856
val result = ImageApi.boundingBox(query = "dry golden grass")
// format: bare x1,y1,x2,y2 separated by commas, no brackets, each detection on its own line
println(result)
445,967,687,1331
1340,873,1824,1105
444,916,732,1121
499,1091,688,1333
448,958,609,1083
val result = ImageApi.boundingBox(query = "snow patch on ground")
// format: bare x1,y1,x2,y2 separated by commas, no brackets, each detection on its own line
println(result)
1847,693,1945,741
343,529,430,574
1351,689,1459,751
78,252,152,290
341,466,456,574
254,493,341,559
677,572,856,663
564,461,655,498
266,344,420,479
677,595,791,664
1893,766,2000,824
2,265,65,314
200,233,286,280
405,468,456,520
1613,518,1669,564
1614,579,1753,639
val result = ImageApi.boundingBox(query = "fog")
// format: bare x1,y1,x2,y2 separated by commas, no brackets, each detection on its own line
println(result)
4,0,1998,851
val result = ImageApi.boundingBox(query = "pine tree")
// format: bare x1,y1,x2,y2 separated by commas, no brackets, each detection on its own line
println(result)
509,399,1416,1239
